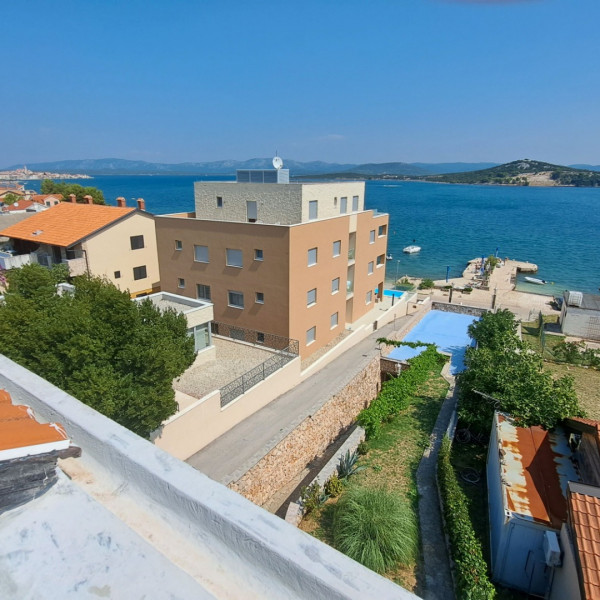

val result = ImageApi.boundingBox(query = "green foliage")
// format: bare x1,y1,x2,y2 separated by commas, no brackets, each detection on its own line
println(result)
551,340,600,368
357,440,369,455
359,345,445,439
418,277,435,290
301,482,328,514
337,449,365,479
324,473,344,498
2,193,21,205
438,437,496,599
458,310,582,432
0,265,195,437
332,486,418,573
485,255,500,271
41,179,106,204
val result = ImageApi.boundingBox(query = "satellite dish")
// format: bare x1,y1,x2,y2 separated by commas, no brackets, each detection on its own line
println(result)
272,156,283,170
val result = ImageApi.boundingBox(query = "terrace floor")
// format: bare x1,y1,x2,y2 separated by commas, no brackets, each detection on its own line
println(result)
173,337,277,404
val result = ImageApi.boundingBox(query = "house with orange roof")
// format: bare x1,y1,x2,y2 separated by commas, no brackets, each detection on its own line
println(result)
1,199,46,214
28,193,63,207
0,197,160,296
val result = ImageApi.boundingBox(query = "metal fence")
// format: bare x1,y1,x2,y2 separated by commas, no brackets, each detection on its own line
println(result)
211,321,299,355
220,346,297,407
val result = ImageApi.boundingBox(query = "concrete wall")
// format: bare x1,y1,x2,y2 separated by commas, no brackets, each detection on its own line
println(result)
229,356,381,506
153,356,302,460
0,354,416,599
431,301,488,317
549,524,581,600
300,182,365,222
562,306,600,341
83,211,160,296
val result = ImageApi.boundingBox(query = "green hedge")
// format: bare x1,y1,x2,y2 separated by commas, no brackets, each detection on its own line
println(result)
437,437,496,600
358,345,444,439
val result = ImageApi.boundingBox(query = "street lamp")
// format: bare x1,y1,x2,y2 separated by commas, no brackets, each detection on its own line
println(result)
395,260,401,289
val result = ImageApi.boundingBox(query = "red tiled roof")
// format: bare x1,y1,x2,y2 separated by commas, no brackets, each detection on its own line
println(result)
570,487,600,599
0,390,70,459
2,199,37,212
0,201,135,248
30,194,63,204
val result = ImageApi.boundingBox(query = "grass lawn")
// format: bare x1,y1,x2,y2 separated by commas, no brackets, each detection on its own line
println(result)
521,315,563,355
544,361,600,419
299,367,449,594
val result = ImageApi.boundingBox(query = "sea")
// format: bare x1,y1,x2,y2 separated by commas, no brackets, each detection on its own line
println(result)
21,176,600,295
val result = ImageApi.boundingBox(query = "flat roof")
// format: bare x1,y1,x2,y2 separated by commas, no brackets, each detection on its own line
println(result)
494,412,579,528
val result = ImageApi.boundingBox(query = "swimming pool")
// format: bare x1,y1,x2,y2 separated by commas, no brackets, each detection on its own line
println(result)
383,290,405,299
386,309,478,374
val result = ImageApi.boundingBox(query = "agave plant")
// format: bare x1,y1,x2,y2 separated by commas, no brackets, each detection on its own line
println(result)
337,449,365,480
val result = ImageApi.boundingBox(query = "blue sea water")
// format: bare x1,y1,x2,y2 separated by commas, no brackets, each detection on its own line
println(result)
22,176,600,294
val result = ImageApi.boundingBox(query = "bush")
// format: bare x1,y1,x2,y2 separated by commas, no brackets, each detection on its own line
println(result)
357,440,369,455
418,277,435,290
301,482,328,514
358,345,445,439
337,449,365,479
324,474,344,497
438,437,496,599
333,486,418,573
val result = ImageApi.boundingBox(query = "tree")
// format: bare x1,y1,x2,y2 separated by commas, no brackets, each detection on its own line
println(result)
2,193,21,205
458,310,582,431
0,264,195,437
41,180,105,204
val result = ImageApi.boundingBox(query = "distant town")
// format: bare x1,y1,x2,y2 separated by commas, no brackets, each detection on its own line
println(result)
0,166,90,181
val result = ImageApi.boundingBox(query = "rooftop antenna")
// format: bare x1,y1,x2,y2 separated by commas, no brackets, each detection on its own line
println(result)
272,151,283,170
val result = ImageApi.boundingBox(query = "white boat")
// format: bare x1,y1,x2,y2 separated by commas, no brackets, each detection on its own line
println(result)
386,253,393,260
403,245,421,254
524,276,546,285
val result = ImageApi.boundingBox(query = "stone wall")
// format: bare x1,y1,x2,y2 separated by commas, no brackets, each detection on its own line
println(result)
432,301,488,317
229,356,381,506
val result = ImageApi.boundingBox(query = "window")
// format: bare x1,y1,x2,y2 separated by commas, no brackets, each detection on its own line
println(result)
178,278,185,288
228,290,244,308
133,265,147,280
130,235,144,250
331,277,340,293
378,224,387,237
369,230,375,244
194,245,209,263
226,248,243,268
308,247,317,266
330,312,338,329
366,290,373,304
114,271,121,279
307,288,317,306
217,196,223,208
196,284,211,301
377,254,385,266
340,197,347,214
306,326,316,346
352,195,359,211
246,200,257,222
332,240,341,257
175,240,183,251
254,249,264,261
255,292,264,304
368,261,374,275
308,200,318,220
257,332,265,344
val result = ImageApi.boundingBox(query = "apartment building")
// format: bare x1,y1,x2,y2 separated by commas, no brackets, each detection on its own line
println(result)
156,169,389,357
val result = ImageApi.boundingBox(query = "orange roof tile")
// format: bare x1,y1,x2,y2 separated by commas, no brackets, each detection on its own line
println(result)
0,390,70,459
570,485,600,600
0,201,135,248
2,199,37,212
30,194,63,204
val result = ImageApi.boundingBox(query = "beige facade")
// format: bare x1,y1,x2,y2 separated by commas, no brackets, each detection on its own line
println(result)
156,177,388,357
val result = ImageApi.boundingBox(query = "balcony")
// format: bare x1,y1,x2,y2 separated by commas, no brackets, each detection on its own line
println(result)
0,251,34,270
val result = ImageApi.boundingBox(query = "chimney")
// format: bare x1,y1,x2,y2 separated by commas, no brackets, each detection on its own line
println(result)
136,198,146,211
116,196,127,208
0,389,81,514
83,195,93,205
69,194,77,203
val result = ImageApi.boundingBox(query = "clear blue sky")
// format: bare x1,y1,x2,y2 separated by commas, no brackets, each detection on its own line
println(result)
3,0,599,166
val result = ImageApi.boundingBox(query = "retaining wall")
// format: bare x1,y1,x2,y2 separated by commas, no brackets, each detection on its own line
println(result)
432,302,488,317
229,356,382,506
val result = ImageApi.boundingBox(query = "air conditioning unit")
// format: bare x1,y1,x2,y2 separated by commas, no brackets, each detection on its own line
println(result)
567,291,583,307
543,530,562,567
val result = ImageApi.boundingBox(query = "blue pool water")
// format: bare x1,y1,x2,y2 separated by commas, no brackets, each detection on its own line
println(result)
382,290,405,299
387,310,478,374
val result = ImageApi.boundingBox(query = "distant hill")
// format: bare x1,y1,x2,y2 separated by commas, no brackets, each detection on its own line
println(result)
420,159,600,187
2,158,501,177
569,164,600,172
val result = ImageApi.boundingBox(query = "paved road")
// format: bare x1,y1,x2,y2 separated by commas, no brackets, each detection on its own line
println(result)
186,314,414,485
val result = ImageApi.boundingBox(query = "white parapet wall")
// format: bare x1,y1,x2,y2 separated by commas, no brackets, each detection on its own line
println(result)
0,354,418,599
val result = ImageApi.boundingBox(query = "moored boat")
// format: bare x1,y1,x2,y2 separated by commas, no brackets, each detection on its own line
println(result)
403,245,421,254
524,276,546,285
386,253,393,260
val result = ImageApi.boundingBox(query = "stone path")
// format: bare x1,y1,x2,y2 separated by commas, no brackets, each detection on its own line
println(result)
416,368,457,600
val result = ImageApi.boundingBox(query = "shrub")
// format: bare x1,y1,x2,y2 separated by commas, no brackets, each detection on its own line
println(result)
437,437,496,599
300,482,328,514
337,449,365,479
324,474,344,497
332,486,418,573
357,440,369,455
418,277,435,290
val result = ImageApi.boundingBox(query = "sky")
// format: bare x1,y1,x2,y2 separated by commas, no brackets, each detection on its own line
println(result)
3,0,599,166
